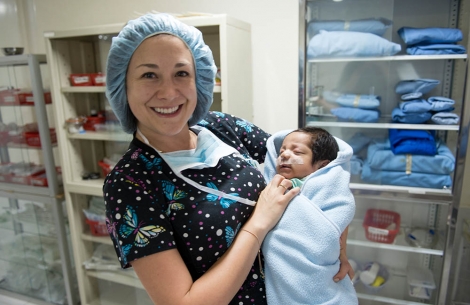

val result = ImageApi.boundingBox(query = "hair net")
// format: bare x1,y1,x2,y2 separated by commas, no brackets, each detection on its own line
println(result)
106,13,217,133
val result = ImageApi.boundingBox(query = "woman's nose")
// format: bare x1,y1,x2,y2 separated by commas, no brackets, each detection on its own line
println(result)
156,79,179,100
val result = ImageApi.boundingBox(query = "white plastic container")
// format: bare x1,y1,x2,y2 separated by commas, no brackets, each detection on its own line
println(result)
407,266,436,299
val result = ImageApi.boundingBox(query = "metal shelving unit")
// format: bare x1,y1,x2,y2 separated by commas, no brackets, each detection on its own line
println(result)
299,1,470,304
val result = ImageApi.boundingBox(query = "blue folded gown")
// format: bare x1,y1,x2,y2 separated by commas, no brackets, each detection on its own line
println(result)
323,91,380,109
331,107,380,123
389,129,436,155
398,27,463,45
392,108,432,124
401,92,423,100
361,162,452,189
263,130,357,305
407,44,466,55
366,139,455,174
308,18,392,37
307,30,401,58
395,79,440,94
428,96,455,111
399,99,433,113
431,112,460,125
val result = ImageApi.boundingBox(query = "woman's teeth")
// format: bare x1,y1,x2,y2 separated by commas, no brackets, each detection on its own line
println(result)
153,106,179,114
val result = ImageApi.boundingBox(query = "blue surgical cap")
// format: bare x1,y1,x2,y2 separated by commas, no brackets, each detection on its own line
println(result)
106,13,217,134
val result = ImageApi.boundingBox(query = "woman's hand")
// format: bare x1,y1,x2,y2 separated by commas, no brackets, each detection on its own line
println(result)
245,174,300,236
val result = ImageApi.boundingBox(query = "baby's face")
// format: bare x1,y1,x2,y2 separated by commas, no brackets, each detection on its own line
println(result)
276,132,319,180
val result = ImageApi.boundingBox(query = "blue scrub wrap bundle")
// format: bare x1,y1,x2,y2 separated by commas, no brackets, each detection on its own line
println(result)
106,13,217,133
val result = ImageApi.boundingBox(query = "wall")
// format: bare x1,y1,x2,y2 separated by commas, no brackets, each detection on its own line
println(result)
3,0,300,134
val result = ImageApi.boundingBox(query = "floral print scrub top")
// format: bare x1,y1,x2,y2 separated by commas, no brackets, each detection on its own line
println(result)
103,112,270,305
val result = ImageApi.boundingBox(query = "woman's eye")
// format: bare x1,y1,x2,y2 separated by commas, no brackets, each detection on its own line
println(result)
176,71,189,77
142,72,156,78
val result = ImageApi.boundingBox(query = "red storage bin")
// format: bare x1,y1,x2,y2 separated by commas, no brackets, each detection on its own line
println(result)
18,91,52,105
98,160,113,176
10,169,46,186
363,209,401,244
30,166,62,187
70,73,93,86
24,129,57,147
91,73,106,86
85,218,108,236
0,89,20,105
83,116,106,131
0,131,9,146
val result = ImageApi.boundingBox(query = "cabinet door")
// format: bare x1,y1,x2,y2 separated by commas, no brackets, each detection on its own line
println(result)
300,1,469,304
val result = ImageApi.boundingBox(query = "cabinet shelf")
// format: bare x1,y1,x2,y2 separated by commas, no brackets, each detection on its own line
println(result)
355,273,431,305
347,220,444,256
65,180,103,197
86,270,143,290
308,54,467,63
306,120,459,131
81,232,113,246
67,131,132,142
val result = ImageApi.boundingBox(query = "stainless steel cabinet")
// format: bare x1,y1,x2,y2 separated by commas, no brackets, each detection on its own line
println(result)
0,54,77,305
299,1,470,304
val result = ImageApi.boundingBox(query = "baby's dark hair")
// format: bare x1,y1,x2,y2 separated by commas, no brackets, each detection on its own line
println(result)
293,126,338,165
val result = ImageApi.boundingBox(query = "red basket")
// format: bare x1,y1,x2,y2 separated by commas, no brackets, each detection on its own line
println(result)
98,160,113,177
24,129,57,147
85,218,108,236
363,209,401,244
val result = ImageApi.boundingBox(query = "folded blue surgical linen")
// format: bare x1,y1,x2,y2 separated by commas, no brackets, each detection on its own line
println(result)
366,139,455,174
431,112,460,125
307,30,401,58
389,129,436,155
428,96,456,111
401,92,423,101
398,27,463,45
263,130,357,305
361,163,452,189
350,155,363,175
331,107,380,123
392,108,432,124
323,91,380,109
407,44,466,55
399,99,433,113
346,132,372,154
395,79,440,95
308,18,392,37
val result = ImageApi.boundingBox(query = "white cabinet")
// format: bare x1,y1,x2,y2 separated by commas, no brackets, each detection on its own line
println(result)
44,14,252,305
299,1,470,304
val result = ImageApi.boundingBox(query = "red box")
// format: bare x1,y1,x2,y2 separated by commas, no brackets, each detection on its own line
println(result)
91,73,106,86
70,73,93,86
0,90,52,106
0,89,20,105
10,169,46,186
85,218,108,236
83,116,106,131
98,160,113,176
18,91,52,105
0,131,9,146
363,209,401,244
30,167,62,187
24,129,57,147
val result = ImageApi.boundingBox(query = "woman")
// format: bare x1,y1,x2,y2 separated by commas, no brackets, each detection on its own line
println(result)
104,13,351,305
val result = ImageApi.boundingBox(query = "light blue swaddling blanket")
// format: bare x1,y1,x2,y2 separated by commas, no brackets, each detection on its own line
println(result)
262,129,357,305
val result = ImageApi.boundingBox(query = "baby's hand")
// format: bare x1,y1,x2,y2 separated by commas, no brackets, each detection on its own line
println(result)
251,174,299,232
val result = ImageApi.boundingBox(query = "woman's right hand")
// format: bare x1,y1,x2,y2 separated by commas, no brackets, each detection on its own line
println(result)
246,174,300,235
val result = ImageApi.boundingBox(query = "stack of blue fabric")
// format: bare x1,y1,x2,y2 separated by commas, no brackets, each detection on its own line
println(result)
398,27,466,55
360,129,455,189
392,78,460,125
307,18,401,58
325,91,381,122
